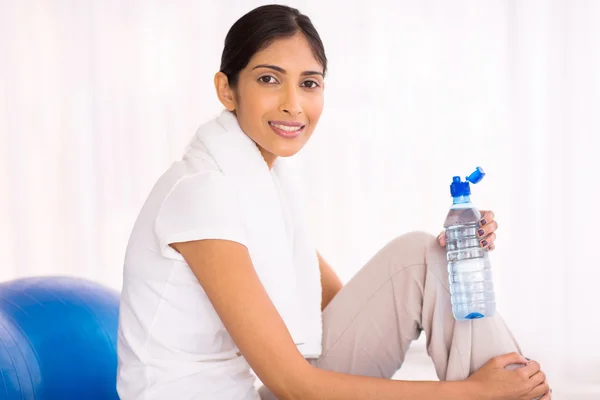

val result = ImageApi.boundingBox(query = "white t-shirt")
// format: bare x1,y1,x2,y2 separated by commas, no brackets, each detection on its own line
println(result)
117,154,263,399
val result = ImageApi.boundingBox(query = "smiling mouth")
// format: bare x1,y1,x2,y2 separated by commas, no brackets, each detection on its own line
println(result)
268,121,305,138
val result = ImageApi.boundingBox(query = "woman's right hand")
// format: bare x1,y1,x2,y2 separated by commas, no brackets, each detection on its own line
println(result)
466,352,551,400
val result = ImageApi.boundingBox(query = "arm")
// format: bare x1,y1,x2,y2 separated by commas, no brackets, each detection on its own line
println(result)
172,239,476,400
317,251,343,311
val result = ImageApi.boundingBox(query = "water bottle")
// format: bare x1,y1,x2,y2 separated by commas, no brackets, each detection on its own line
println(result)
444,167,496,321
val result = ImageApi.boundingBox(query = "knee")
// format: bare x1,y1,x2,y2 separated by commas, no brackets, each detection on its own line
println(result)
385,231,447,273
387,231,438,254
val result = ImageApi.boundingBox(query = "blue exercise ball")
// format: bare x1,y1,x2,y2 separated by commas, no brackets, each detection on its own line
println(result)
0,276,120,399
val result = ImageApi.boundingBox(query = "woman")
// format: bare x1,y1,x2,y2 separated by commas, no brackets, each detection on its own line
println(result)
117,4,550,400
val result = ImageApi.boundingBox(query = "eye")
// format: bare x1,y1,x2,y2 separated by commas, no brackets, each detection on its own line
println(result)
302,80,320,89
258,75,279,84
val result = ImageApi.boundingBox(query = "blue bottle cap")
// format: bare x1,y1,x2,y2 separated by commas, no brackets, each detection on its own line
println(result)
467,167,485,184
450,167,485,197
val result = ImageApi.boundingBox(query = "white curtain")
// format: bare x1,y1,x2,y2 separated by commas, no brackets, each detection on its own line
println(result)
1,0,599,395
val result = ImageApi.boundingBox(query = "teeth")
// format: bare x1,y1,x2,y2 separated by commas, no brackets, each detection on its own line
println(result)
271,123,302,132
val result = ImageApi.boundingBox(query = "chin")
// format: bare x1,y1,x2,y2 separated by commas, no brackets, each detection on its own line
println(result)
273,146,301,158
272,138,309,157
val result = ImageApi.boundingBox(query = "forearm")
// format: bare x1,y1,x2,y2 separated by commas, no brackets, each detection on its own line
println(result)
286,364,477,400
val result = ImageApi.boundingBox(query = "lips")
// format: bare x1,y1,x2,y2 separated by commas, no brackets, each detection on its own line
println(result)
268,121,305,139
269,120,304,127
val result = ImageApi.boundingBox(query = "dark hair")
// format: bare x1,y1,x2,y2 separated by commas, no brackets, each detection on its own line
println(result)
219,4,327,89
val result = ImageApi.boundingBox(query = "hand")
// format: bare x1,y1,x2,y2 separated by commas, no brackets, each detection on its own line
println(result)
437,210,498,251
466,352,551,400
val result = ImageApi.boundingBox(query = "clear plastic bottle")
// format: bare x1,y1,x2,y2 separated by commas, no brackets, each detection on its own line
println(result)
444,167,496,320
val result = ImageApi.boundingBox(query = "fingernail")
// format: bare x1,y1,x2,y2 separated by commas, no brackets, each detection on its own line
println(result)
481,240,488,247
480,219,487,226
478,229,485,237
488,245,493,251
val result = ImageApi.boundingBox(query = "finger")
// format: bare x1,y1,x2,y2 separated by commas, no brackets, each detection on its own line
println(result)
494,352,528,368
480,232,496,249
537,392,551,400
528,380,550,399
519,360,541,378
477,220,498,239
534,391,551,400
528,370,546,388
437,230,446,247
486,243,496,252
479,210,495,227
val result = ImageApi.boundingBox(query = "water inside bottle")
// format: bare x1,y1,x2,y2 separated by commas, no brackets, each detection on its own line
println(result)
446,222,496,320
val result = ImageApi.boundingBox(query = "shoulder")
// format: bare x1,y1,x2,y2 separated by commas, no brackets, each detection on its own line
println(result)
152,165,247,259
158,165,242,220
158,148,236,204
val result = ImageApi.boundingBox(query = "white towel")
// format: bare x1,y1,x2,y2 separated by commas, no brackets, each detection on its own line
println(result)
186,110,323,358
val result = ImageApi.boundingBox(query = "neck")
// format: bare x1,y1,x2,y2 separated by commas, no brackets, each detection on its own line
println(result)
452,195,471,205
257,145,277,170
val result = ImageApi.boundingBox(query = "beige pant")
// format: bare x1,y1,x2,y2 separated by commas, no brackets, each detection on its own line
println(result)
259,232,522,399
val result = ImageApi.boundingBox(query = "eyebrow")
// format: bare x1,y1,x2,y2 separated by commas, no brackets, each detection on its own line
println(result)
252,64,324,77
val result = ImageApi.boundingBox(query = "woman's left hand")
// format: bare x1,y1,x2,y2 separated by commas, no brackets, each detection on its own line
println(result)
437,210,498,251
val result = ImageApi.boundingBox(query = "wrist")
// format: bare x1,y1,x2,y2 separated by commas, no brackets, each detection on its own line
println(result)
441,380,483,400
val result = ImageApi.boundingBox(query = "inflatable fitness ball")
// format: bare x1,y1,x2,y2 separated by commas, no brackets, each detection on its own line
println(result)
0,276,120,399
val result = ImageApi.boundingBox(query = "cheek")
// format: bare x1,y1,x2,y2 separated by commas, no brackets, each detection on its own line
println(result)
238,82,277,114
304,94,324,122
254,90,280,111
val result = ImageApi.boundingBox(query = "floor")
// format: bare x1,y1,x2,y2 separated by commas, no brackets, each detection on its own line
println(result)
395,337,600,399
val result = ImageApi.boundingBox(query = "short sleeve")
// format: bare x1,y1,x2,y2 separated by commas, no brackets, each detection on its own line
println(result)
154,171,248,261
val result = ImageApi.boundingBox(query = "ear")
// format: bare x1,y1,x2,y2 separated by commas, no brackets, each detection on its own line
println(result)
214,72,236,112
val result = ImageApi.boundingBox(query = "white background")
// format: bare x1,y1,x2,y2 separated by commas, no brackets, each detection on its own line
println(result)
1,0,599,396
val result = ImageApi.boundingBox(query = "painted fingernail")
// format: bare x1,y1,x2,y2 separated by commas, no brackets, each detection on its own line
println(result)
488,245,493,251
481,240,488,247
480,219,487,226
478,229,485,237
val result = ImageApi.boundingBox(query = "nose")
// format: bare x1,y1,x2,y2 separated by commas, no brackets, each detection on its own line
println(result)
279,84,302,116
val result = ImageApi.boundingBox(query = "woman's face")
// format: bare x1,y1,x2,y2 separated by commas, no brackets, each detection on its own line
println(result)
217,33,325,167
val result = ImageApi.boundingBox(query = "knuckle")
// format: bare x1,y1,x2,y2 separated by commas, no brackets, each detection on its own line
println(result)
541,382,550,393
517,369,529,380
492,354,507,366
